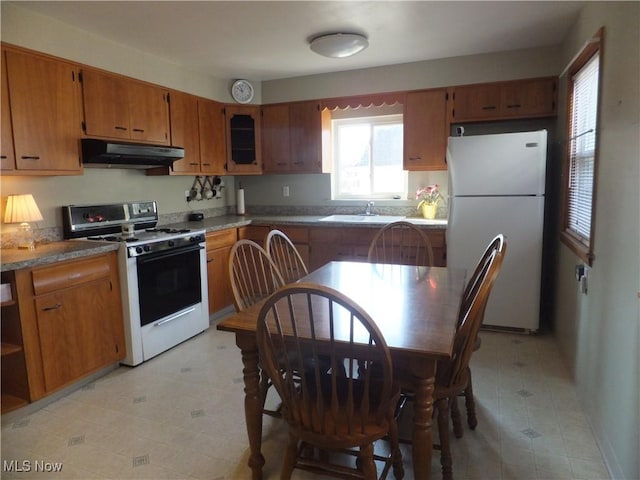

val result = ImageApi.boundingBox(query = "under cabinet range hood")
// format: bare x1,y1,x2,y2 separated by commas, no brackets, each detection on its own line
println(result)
81,139,184,169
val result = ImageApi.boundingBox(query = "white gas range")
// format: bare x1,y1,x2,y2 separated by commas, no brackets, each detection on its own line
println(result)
62,201,209,366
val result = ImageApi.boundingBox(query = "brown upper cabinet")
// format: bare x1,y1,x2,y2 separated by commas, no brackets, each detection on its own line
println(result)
1,49,15,172
80,68,170,145
198,98,227,175
261,103,290,173
225,105,262,174
148,93,226,176
403,88,449,171
2,47,82,175
452,77,557,122
262,101,331,174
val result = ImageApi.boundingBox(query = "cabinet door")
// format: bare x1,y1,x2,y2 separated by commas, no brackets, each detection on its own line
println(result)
6,50,81,172
225,105,262,174
198,98,226,175
289,101,325,173
128,81,170,144
1,50,15,171
206,229,236,314
452,83,502,121
403,89,448,171
169,91,201,174
207,246,234,314
262,104,291,173
501,78,557,118
35,279,122,392
81,69,131,140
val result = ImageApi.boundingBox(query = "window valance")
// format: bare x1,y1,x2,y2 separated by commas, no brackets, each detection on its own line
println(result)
321,92,405,111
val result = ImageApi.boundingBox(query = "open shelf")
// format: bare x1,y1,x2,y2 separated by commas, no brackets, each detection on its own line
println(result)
1,393,29,414
1,342,23,356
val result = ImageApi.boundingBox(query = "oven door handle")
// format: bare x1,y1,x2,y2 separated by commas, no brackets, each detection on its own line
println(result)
154,306,196,326
136,244,204,265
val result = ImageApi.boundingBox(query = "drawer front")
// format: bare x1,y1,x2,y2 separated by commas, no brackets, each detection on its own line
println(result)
206,229,237,250
309,227,344,243
273,225,309,244
32,255,111,296
238,225,270,243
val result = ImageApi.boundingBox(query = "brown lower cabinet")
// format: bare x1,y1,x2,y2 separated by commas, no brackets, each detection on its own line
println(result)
206,229,237,315
308,226,446,271
238,223,446,273
211,224,446,317
1,251,124,412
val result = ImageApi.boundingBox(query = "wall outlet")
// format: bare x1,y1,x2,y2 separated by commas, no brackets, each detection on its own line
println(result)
283,185,290,197
185,190,191,202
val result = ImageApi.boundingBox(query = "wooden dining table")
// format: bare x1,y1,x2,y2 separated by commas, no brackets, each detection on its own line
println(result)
217,260,466,480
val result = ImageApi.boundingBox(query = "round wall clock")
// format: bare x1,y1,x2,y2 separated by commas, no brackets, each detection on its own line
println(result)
231,79,254,104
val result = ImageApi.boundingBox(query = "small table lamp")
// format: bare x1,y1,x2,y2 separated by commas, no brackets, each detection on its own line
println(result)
4,194,43,250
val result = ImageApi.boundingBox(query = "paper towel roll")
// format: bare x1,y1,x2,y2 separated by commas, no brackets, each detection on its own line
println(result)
236,188,245,215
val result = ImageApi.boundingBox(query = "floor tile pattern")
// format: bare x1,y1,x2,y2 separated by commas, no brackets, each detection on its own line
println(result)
1,327,610,479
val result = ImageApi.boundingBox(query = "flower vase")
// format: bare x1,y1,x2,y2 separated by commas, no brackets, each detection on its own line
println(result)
421,203,438,219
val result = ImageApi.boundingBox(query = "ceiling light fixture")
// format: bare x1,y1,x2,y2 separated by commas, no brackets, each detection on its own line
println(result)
309,33,369,59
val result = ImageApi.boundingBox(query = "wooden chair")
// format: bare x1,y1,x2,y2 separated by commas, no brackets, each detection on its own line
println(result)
265,229,309,283
256,283,404,480
367,221,435,266
228,239,286,416
228,239,285,312
395,234,506,480
450,234,506,437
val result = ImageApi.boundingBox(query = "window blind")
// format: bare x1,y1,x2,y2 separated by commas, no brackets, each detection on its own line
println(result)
567,53,599,245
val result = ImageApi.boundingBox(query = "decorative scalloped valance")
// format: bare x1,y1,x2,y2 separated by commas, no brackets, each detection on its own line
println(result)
321,92,405,111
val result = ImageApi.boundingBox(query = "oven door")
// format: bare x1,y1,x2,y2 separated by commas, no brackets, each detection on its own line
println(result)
136,244,203,326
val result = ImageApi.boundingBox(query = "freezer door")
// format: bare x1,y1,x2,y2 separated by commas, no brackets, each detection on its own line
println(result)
447,196,544,331
447,130,547,196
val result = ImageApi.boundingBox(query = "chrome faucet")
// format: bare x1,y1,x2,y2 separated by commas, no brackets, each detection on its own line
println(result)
365,201,375,215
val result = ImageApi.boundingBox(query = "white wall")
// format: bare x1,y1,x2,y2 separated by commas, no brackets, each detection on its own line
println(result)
0,1,562,226
245,47,561,208
552,3,639,479
0,3,243,235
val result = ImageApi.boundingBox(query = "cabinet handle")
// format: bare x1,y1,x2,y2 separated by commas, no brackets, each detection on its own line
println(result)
114,126,128,131
206,259,213,263
0,155,6,159
21,155,41,160
202,163,211,166
506,104,522,109
132,128,145,133
409,156,422,161
42,303,62,311
481,105,497,110
292,161,303,165
189,163,199,166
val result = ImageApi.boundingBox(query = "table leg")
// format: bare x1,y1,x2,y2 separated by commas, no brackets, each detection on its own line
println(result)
237,333,264,480
410,358,437,480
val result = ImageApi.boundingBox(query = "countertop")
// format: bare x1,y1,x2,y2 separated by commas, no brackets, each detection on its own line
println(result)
1,241,120,272
0,214,447,272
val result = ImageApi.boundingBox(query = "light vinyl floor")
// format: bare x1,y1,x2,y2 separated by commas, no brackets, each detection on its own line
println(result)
1,325,610,479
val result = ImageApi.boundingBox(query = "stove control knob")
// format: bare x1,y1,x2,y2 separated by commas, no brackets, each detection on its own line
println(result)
168,240,175,247
136,246,143,254
143,245,151,252
190,235,202,243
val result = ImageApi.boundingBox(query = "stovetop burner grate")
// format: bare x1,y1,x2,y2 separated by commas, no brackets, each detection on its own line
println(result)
146,228,191,234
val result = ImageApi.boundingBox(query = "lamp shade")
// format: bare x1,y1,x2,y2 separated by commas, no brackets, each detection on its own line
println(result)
309,33,369,58
4,194,43,223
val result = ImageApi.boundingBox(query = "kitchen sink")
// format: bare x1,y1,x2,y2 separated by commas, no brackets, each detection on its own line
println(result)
318,214,406,223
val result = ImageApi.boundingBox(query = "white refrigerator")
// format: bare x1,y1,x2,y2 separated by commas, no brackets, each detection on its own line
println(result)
446,130,547,332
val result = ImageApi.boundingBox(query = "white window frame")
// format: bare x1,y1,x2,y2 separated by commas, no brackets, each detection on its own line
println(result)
331,114,406,200
561,28,603,266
